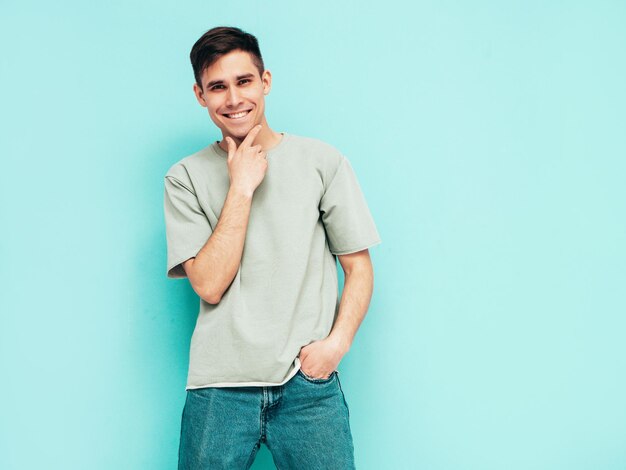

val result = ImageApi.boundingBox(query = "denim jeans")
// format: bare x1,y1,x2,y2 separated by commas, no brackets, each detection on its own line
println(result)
178,369,356,469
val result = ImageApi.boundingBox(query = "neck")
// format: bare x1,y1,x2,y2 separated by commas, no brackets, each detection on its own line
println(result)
219,124,283,153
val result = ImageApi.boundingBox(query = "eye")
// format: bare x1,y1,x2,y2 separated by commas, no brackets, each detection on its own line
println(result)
239,79,251,85
211,84,225,90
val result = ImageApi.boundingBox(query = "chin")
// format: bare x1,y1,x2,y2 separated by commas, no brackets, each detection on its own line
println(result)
228,128,250,139
228,124,257,139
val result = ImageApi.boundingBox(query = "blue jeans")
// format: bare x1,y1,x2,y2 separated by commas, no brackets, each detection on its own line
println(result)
178,369,356,469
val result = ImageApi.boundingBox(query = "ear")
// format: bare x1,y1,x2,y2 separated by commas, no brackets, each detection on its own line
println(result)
192,82,208,107
262,69,272,95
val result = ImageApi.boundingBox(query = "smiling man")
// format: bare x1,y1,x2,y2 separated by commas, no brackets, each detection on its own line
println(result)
163,26,381,469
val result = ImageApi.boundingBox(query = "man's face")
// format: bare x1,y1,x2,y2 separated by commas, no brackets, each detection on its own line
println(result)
193,49,271,140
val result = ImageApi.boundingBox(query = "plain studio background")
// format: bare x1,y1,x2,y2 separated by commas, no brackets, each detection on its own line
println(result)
1,1,625,469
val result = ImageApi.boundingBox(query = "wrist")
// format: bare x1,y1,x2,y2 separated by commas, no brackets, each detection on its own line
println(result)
229,185,254,199
328,331,352,356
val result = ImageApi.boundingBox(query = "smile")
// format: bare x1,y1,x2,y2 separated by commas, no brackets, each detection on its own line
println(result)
223,110,251,119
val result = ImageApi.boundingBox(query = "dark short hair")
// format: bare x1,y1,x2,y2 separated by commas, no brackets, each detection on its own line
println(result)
190,26,265,90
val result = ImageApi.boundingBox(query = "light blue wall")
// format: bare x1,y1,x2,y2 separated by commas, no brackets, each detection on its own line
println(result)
1,1,625,469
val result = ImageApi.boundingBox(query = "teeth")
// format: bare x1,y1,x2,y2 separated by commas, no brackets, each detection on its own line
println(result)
225,110,250,119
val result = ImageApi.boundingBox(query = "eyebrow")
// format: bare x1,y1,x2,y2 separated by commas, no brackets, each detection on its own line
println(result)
206,73,255,88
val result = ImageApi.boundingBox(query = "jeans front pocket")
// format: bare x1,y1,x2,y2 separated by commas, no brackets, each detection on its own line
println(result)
297,368,337,384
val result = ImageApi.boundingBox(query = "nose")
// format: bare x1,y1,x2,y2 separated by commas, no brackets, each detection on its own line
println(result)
226,86,242,108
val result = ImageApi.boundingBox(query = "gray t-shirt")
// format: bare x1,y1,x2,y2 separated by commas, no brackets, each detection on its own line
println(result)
163,132,381,389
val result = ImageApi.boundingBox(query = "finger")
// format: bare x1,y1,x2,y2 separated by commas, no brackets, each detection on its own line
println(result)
240,124,263,150
225,137,235,160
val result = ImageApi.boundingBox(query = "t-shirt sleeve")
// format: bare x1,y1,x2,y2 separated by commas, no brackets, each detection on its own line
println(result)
319,155,382,255
163,175,213,278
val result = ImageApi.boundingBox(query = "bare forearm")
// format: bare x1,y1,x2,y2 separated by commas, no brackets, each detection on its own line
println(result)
328,265,375,354
189,187,253,303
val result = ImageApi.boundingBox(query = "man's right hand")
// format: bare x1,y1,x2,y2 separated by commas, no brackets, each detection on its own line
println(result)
225,124,268,197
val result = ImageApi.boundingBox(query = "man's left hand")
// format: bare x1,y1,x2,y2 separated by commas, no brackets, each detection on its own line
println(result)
299,336,348,379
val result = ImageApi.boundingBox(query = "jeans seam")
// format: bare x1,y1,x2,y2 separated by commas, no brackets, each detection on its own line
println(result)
245,441,261,469
336,374,351,419
178,392,189,469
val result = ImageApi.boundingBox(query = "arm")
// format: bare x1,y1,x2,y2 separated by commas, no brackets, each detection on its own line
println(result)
183,125,267,304
183,188,253,304
299,248,375,378
328,248,375,354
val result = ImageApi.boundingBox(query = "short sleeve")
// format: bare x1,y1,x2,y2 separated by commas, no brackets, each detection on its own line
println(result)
319,155,382,255
163,175,213,278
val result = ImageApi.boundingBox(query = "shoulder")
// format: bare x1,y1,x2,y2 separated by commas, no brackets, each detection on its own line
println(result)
164,145,216,187
287,133,342,156
285,133,345,171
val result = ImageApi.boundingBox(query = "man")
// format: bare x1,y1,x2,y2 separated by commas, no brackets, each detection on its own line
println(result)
163,26,381,469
